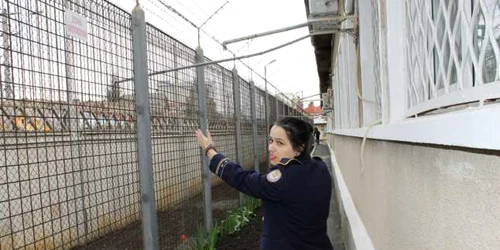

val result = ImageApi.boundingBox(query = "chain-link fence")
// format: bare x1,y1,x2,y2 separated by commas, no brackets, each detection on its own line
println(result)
0,0,309,249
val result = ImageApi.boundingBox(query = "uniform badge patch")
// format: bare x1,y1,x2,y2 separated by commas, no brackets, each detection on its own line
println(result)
266,169,282,183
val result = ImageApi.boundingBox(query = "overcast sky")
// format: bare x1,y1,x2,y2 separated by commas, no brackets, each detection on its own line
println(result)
109,0,320,105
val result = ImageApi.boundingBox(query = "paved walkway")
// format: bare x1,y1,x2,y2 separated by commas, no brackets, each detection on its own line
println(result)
313,143,345,250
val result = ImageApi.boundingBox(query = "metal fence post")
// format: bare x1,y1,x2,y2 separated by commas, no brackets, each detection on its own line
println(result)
2,7,13,99
131,5,159,250
233,68,242,165
249,81,259,173
63,1,88,244
196,46,213,232
264,88,270,167
232,68,245,205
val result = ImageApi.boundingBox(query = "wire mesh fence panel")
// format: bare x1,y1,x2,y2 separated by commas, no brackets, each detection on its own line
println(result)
204,62,239,223
268,95,277,126
0,0,141,249
255,89,267,172
277,100,284,119
0,0,310,249
238,78,253,170
145,24,205,250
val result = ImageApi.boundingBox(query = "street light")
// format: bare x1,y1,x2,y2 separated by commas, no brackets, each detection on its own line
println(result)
264,59,276,165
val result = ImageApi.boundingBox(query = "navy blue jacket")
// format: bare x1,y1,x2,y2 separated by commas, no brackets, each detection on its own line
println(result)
209,153,333,250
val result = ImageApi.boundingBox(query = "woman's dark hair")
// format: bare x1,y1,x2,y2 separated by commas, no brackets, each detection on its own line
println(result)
272,117,314,157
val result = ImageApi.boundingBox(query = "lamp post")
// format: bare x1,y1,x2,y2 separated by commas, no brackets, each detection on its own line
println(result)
264,59,276,165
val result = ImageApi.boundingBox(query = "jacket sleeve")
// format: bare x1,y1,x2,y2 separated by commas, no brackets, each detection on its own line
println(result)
209,154,288,201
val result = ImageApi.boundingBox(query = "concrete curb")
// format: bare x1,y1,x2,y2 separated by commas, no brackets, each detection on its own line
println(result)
311,144,317,156
327,142,376,250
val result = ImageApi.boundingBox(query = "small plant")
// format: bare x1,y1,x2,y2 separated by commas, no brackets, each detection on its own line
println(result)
244,197,261,212
218,198,260,236
184,198,261,250
187,225,218,250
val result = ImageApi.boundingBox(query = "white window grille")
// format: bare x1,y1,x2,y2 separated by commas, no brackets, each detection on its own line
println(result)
405,0,500,116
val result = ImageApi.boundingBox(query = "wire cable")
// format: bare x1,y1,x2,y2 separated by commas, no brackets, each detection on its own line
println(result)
360,119,382,175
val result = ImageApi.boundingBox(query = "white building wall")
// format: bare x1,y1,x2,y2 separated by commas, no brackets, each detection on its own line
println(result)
327,0,500,249
333,135,500,250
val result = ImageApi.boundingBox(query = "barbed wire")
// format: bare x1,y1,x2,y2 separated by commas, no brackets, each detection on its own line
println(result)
155,0,197,28
185,0,210,20
133,0,196,35
137,0,307,109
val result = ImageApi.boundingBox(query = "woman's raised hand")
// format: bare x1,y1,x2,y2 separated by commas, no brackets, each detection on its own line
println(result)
194,129,213,150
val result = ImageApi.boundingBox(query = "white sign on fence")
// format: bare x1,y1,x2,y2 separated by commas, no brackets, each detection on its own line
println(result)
64,10,88,41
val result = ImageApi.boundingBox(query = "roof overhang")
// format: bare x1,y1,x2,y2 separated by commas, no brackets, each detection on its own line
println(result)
304,0,339,95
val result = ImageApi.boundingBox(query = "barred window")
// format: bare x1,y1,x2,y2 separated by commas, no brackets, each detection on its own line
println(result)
406,0,500,116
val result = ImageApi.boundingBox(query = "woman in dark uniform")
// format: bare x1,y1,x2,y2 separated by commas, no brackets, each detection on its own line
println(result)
195,117,333,250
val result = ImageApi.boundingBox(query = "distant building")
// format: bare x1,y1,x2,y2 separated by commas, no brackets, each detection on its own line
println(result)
304,101,322,116
304,102,326,141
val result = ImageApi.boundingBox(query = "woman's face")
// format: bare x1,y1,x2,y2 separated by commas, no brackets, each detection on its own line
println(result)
268,125,299,166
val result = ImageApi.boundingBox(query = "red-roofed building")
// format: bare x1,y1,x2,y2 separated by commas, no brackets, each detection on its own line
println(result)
304,102,326,143
304,102,322,116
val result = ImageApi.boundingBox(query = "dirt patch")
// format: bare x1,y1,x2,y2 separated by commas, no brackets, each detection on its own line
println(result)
215,207,263,250
71,183,239,250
